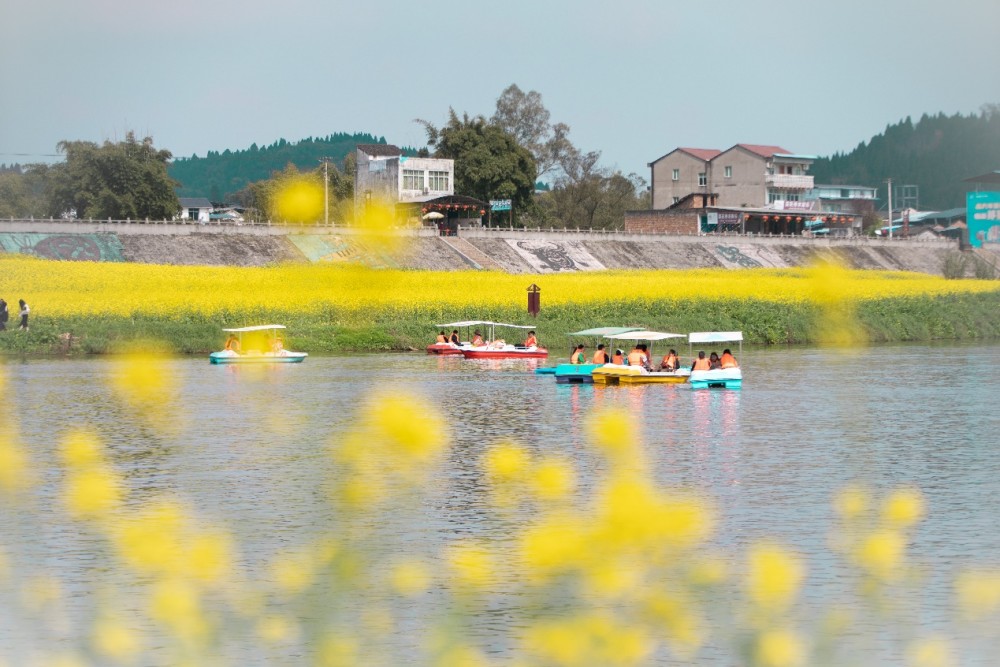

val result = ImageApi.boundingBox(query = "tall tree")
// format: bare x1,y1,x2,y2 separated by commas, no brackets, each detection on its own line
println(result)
47,133,179,219
417,110,537,219
491,84,573,179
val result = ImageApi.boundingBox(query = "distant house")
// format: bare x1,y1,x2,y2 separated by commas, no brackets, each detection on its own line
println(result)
354,144,455,211
178,197,212,222
806,184,878,216
650,144,816,210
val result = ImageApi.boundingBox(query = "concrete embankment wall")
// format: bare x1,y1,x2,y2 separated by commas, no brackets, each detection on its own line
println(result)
0,220,992,276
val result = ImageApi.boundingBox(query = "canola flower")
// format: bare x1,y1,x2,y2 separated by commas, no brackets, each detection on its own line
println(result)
2,254,998,320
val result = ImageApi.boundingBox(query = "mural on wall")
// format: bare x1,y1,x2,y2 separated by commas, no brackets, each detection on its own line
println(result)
715,246,765,269
505,240,605,273
286,235,399,268
0,233,125,262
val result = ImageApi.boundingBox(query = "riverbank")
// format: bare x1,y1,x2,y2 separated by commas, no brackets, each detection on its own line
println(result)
1,256,999,355
3,292,1000,356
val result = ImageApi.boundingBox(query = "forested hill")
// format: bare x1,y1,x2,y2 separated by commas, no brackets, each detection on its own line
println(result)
810,108,1000,210
168,133,417,200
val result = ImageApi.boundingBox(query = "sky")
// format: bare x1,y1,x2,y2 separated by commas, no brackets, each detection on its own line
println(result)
2,0,999,179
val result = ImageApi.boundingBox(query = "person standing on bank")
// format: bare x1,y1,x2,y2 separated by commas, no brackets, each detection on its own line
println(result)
17,299,29,331
0,299,8,331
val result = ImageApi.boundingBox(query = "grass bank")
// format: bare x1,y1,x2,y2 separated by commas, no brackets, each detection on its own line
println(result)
3,292,1000,356
1,255,999,355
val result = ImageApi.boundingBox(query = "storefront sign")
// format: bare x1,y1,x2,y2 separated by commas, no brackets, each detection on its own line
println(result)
490,199,512,211
967,191,1000,247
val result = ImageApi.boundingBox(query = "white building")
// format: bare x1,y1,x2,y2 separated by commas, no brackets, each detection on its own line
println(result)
354,144,454,211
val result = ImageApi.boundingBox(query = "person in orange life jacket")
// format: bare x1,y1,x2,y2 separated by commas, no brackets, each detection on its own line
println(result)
627,345,648,368
435,331,448,343
570,344,586,364
719,349,739,368
472,330,485,346
524,331,538,347
691,351,712,371
709,352,721,369
224,334,241,353
591,343,610,364
611,349,625,365
450,330,460,344
660,349,679,371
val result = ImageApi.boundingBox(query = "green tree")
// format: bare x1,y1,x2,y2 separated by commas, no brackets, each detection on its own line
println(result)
417,110,537,220
491,84,573,179
0,166,50,218
47,133,179,219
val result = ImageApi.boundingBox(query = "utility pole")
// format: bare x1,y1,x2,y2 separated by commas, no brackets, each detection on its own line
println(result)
319,157,330,226
886,177,894,240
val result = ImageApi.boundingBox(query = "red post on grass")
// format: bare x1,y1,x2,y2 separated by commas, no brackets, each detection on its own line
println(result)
527,283,541,318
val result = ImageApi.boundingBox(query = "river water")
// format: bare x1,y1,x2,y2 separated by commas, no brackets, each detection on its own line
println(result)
2,343,999,665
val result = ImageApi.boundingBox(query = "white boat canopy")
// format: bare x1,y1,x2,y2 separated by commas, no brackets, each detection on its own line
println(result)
437,320,495,328
223,324,287,333
605,330,686,341
688,331,744,344
569,327,644,337
492,322,536,330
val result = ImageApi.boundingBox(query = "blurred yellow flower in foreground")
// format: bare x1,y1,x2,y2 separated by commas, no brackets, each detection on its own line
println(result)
531,456,575,501
0,432,30,493
755,627,805,667
366,393,447,467
833,485,869,520
883,487,925,527
92,616,141,662
856,529,906,579
64,468,122,519
587,412,642,468
256,615,300,644
447,541,493,590
274,177,324,223
907,636,956,667
747,543,804,612
390,559,431,597
955,568,1000,619
483,442,530,485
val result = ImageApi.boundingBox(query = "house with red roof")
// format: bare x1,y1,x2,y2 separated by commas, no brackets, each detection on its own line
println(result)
649,143,816,210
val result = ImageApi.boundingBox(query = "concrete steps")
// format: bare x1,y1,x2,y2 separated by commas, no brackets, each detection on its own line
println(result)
440,236,504,270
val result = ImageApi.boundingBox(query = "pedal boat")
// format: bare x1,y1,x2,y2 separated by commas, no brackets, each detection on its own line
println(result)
552,327,645,383
458,321,548,359
591,331,688,385
209,325,307,364
687,331,743,389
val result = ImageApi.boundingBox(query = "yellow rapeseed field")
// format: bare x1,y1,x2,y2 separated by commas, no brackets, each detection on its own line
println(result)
2,255,998,319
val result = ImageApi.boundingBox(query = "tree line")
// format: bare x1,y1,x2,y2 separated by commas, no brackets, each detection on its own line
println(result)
810,105,1000,211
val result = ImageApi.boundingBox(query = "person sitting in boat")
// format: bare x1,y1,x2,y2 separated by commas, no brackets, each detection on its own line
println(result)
450,330,460,344
720,349,739,369
524,331,538,347
435,331,448,344
691,351,711,371
592,343,610,364
660,349,679,371
472,331,485,346
611,349,625,365
570,344,586,364
270,337,285,355
627,345,648,369
489,339,507,350
709,352,722,369
224,334,241,354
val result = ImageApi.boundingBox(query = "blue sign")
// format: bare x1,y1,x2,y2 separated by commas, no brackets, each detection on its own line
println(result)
490,199,512,212
967,191,1000,247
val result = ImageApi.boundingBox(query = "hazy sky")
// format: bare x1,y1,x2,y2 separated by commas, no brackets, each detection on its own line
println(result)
2,0,998,178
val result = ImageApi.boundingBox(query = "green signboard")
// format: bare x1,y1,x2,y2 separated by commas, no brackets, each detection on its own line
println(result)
967,191,1000,248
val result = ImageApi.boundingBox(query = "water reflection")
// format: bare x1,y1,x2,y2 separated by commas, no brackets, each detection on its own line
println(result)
2,344,1000,663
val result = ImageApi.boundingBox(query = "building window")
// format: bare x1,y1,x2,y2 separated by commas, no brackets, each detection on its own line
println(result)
428,171,449,191
402,169,424,190
672,168,680,181
188,208,199,219
698,172,707,187
724,166,732,178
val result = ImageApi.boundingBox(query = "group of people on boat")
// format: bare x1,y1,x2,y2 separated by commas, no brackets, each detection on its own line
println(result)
224,334,284,355
569,343,738,372
690,349,740,371
435,330,539,348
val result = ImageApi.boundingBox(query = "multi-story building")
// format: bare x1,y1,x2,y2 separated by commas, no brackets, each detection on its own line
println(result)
805,184,878,215
650,143,816,209
354,144,455,211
